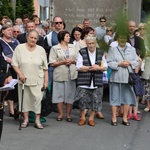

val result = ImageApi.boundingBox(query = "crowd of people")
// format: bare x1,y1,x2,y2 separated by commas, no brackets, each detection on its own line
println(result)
0,13,150,140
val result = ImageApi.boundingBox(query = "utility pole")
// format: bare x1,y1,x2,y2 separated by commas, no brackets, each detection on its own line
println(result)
10,0,16,20
49,0,53,25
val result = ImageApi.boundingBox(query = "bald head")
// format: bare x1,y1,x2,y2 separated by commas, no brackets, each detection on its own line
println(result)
128,20,136,36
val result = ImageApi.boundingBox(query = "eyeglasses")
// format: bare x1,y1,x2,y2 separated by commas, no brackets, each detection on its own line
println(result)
106,30,112,32
55,22,63,25
100,20,106,23
139,28,146,31
13,31,20,33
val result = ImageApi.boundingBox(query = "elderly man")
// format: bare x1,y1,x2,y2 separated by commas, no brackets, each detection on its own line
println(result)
75,36,107,126
12,25,21,40
128,20,146,59
17,20,44,47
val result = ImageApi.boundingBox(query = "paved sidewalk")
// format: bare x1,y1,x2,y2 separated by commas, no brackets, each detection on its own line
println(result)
0,102,150,150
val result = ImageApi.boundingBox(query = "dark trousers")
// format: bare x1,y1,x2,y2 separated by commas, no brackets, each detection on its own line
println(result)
0,107,3,141
0,92,4,142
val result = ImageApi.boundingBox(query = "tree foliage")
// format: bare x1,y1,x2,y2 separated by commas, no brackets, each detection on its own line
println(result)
0,0,35,21
0,0,14,21
16,0,35,19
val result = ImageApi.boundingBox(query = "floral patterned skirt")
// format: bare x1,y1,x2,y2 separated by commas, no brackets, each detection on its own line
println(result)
74,86,103,111
134,73,144,97
142,79,150,101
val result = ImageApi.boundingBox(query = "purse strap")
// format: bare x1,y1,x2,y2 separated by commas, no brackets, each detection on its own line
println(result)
0,38,14,53
116,47,131,74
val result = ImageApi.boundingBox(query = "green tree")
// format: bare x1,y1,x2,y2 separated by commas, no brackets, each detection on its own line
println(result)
16,0,35,19
0,0,14,21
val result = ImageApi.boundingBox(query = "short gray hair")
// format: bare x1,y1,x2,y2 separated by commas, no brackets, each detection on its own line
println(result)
42,21,49,28
13,25,21,31
86,35,96,43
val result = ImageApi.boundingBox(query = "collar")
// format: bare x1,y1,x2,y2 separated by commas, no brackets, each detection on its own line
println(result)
130,35,134,39
87,48,96,55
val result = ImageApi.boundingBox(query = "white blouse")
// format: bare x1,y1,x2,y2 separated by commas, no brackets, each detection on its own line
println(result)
76,48,108,89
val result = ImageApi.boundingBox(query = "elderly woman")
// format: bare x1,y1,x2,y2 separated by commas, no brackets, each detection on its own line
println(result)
107,31,139,126
75,36,107,126
49,30,77,122
0,24,19,117
12,30,48,129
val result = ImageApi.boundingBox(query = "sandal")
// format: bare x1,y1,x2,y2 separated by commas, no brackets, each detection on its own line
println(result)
56,118,63,121
111,120,118,126
21,122,29,128
66,118,72,122
34,122,43,129
122,120,130,126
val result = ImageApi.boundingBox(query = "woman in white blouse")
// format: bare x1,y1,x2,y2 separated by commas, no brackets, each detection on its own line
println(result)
75,36,107,126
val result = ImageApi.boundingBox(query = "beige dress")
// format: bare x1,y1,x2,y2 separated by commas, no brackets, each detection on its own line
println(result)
12,44,48,114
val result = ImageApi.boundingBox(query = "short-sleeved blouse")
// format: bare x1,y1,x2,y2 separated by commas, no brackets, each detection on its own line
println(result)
12,43,48,85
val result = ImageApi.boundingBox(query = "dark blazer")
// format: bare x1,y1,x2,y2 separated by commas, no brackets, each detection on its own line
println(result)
0,45,8,86
0,43,8,141
128,35,146,59
17,33,44,47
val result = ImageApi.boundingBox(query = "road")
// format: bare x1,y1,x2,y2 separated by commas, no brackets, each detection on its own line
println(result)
0,102,150,150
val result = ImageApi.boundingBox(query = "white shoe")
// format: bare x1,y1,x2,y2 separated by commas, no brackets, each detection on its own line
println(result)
137,110,141,114
4,101,8,106
144,107,150,112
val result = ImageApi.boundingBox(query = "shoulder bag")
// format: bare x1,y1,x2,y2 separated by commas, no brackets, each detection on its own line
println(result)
117,47,136,85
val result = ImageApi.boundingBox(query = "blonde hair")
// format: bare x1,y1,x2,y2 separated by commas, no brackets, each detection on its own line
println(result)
138,23,147,29
76,24,83,29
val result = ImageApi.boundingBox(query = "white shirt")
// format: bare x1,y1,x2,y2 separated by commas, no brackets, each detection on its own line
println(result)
104,35,113,44
76,49,108,89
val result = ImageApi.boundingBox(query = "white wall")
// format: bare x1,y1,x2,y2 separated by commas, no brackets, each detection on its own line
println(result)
127,0,142,25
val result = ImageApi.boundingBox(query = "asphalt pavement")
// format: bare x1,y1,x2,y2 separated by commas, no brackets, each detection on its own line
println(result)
0,102,150,150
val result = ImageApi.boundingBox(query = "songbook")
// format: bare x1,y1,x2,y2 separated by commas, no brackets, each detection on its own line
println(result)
0,79,18,91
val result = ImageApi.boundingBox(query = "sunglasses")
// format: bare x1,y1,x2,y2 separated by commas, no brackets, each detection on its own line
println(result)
100,20,106,23
139,28,146,31
55,22,63,25
106,30,112,32
13,31,20,33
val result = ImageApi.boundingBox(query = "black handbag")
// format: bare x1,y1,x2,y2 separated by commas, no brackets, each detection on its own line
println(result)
72,100,79,109
128,73,136,85
41,89,53,117
117,47,136,85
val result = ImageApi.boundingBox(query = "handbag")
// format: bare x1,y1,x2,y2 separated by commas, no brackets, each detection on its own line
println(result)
128,72,136,85
72,100,79,109
117,47,136,85
41,89,53,117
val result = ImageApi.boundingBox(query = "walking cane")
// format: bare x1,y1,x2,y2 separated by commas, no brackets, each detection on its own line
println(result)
19,83,24,130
